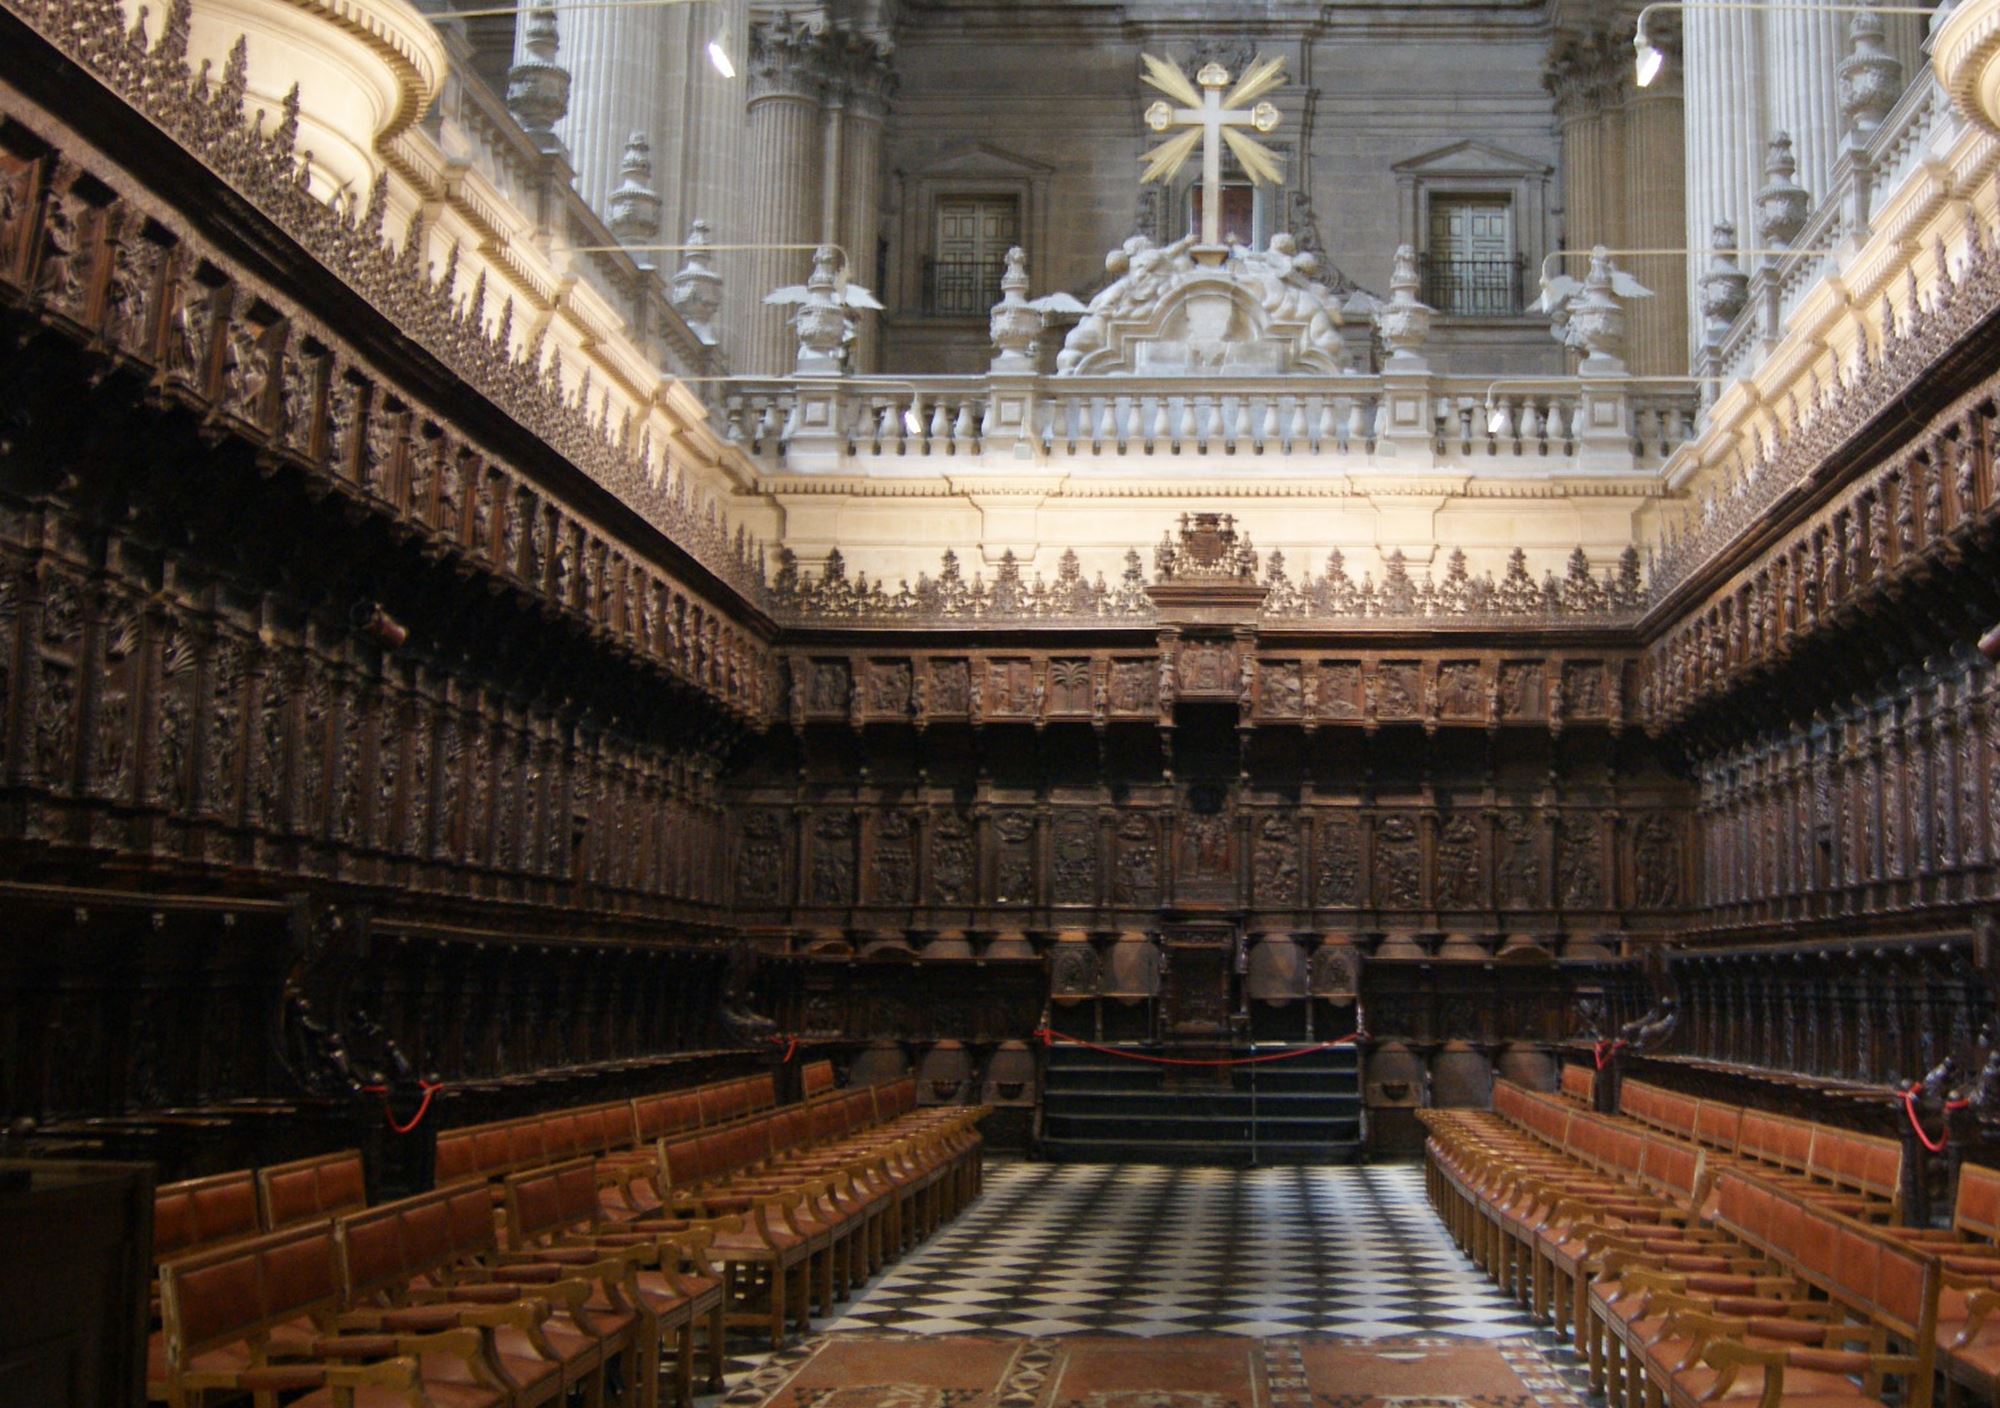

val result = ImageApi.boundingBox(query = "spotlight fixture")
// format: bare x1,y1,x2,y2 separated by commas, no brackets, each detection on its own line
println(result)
1634,29,1666,88
707,38,736,77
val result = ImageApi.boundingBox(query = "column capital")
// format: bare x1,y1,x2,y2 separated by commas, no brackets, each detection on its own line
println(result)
749,15,834,104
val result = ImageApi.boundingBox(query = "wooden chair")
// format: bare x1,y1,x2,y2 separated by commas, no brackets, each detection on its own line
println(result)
258,1149,369,1232
156,1222,516,1408
504,1159,728,1403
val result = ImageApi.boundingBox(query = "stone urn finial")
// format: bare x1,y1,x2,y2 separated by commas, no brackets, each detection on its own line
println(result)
1755,132,1810,253
670,218,723,344
1698,220,1749,347
1838,1,1904,142
989,246,1041,372
608,131,661,242
793,246,851,374
1372,242,1434,372
506,7,570,152
1565,245,1629,373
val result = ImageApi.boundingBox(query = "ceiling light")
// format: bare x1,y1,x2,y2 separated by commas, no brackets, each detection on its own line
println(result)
708,39,736,77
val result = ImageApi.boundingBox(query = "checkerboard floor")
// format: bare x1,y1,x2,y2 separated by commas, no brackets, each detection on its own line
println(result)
698,1161,1593,1405
810,1161,1542,1339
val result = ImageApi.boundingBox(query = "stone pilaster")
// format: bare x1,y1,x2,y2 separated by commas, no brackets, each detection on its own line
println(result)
742,15,829,375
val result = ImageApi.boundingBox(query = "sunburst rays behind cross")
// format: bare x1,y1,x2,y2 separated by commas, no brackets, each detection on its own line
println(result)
1138,53,1286,253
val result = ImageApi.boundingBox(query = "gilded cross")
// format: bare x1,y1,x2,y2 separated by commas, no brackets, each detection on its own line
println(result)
1139,54,1286,256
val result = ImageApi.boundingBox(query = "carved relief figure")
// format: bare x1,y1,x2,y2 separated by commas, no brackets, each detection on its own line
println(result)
1180,643,1231,694
995,810,1034,902
808,659,850,714
1438,661,1482,718
809,811,855,905
1563,662,1605,716
1499,662,1544,719
1261,661,1303,718
1180,812,1233,880
1052,813,1097,904
872,810,915,904
1114,814,1158,904
1319,662,1362,718
988,659,1035,716
1436,813,1483,908
1374,815,1422,907
866,660,912,716
1557,814,1603,907
928,659,969,714
931,812,975,902
1109,659,1158,714
1377,662,1421,718
1316,814,1359,905
1255,814,1301,904
1496,812,1543,907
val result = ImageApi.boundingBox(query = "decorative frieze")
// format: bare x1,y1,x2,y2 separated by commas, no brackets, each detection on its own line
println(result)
770,538,1647,627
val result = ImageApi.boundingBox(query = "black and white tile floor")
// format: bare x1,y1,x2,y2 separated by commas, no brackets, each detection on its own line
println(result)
803,1161,1541,1339
698,1161,1590,1405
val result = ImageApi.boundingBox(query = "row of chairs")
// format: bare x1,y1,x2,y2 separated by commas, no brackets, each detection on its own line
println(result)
1613,1075,1905,1222
1425,1079,2000,1408
150,1071,985,1408
435,1072,802,1192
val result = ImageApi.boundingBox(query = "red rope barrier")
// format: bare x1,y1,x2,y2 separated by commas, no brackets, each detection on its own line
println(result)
1034,1027,1358,1068
361,1080,443,1135
1904,1088,1949,1154
1592,1039,1629,1071
766,1035,800,1063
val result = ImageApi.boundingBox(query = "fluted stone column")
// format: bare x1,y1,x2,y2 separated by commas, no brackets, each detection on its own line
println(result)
742,16,827,374
669,0,746,360
1549,37,1616,254
1683,4,1766,359
513,2,665,216
1765,6,1850,203
1624,48,1688,376
1548,25,1685,376
837,45,891,371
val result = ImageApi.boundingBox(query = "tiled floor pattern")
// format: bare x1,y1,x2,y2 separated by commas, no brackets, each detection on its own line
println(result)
700,1160,1588,1405
810,1162,1541,1340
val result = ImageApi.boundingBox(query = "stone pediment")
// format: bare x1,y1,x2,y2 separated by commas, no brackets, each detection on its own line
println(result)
911,143,1055,180
1058,232,1349,375
1391,138,1552,179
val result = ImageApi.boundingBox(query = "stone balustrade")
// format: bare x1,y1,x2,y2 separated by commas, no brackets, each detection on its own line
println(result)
723,373,1698,477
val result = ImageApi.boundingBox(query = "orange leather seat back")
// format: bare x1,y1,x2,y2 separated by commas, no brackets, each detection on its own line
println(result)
259,1149,367,1231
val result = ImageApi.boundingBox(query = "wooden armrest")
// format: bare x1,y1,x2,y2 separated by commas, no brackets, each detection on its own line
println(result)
180,1356,421,1397
337,1298,549,1336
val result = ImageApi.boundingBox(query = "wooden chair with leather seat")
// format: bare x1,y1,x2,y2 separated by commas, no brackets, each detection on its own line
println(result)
336,1182,638,1408
156,1221,518,1408
504,1159,729,1405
